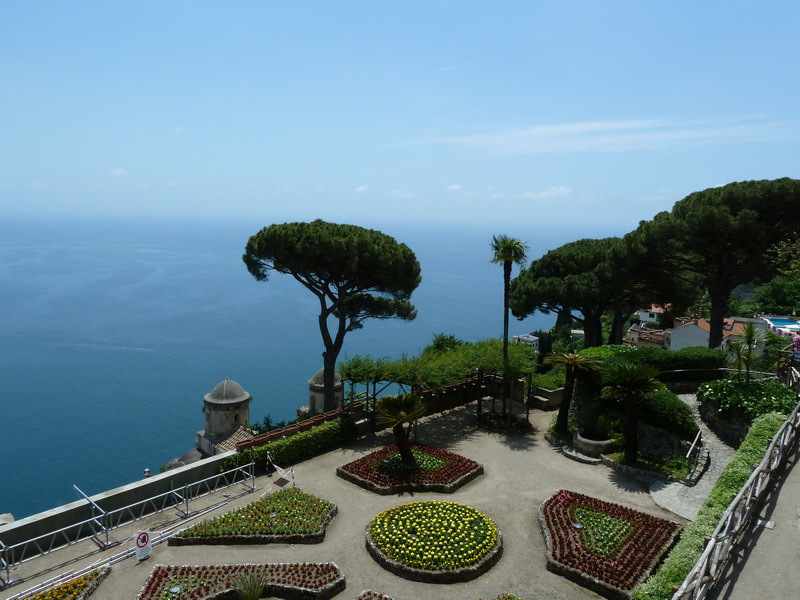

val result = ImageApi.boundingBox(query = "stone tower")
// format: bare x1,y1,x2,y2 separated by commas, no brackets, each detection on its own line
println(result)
308,368,343,414
196,378,251,456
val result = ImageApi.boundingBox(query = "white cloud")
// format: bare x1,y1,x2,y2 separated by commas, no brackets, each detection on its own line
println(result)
517,186,572,201
446,184,462,192
423,115,800,155
108,167,127,177
355,185,368,193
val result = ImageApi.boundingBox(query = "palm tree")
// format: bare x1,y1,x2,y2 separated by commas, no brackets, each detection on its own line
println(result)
375,393,426,469
739,322,763,383
544,352,603,436
601,361,664,463
490,235,529,363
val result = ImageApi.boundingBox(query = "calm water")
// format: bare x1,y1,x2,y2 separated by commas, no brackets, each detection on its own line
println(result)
0,216,606,519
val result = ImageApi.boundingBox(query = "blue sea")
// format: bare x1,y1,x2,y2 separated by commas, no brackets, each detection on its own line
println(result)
0,216,610,520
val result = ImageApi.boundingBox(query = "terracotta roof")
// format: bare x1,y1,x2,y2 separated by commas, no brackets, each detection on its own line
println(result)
214,426,256,453
673,318,747,338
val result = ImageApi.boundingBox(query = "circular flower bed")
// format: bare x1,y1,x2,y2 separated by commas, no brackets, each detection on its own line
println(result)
170,487,336,545
538,490,681,599
136,562,345,600
366,500,502,582
337,444,483,494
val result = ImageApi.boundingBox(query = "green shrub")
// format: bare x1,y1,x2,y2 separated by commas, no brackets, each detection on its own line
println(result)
633,412,787,600
639,389,699,439
579,345,727,382
530,371,566,390
220,417,358,473
697,379,796,422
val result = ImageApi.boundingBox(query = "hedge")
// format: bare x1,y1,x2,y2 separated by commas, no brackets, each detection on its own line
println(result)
696,379,796,422
219,417,359,473
579,345,727,382
633,412,787,600
640,389,699,439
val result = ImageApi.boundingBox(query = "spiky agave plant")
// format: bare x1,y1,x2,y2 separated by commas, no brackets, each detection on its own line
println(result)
233,571,266,600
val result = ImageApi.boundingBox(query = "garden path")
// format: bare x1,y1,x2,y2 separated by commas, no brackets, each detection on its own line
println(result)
648,394,737,520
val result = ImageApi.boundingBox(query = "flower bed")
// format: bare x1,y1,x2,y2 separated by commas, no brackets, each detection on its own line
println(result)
337,444,483,494
136,562,345,600
366,500,502,583
170,487,336,545
538,490,681,600
27,567,110,600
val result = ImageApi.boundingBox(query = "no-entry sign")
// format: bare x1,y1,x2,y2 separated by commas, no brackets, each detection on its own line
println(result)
135,530,152,560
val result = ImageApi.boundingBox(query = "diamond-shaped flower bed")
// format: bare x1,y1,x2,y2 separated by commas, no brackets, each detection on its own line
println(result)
337,444,483,494
169,487,336,545
136,563,345,600
366,500,502,583
538,490,681,599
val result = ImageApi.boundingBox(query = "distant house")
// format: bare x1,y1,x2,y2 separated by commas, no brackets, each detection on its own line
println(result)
666,317,766,351
623,323,667,349
636,304,669,324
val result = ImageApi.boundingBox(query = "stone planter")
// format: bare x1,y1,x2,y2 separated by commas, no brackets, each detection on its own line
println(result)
572,431,616,458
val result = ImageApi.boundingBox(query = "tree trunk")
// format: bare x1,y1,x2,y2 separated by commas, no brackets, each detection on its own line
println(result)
708,291,729,349
502,260,511,363
555,374,575,435
393,423,418,468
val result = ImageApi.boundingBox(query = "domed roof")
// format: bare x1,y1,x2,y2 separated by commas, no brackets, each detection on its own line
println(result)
310,368,341,385
204,379,250,404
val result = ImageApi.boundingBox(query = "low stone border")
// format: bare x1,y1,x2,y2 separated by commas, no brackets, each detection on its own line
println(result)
365,524,503,583
76,566,111,600
168,506,338,546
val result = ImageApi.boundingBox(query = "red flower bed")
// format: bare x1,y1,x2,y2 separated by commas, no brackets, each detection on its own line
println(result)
354,591,395,600
538,490,681,599
136,562,344,600
336,444,483,494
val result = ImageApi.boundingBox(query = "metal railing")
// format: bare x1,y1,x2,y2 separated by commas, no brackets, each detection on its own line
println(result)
0,462,255,588
672,366,800,599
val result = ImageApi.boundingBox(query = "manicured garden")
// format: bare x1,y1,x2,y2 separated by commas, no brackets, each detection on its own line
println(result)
336,444,484,494
170,487,337,545
365,500,502,582
539,490,681,599
136,563,345,600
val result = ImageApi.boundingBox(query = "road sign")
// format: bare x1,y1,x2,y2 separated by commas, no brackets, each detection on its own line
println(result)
135,530,152,561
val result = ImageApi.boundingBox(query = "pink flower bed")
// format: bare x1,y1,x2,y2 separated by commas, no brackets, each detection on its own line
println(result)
136,562,344,600
538,490,681,599
336,444,483,494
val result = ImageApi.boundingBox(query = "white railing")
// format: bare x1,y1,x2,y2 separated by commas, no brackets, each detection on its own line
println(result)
672,366,800,599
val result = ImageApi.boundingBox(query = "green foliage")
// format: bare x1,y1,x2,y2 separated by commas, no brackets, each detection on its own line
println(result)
376,393,426,427
696,379,796,422
220,417,358,473
530,370,566,390
634,412,786,600
233,572,265,600
243,219,421,410
341,337,536,391
639,389,699,439
423,332,466,354
579,345,727,382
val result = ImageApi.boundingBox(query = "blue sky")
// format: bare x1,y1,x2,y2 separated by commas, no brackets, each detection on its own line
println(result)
2,1,799,231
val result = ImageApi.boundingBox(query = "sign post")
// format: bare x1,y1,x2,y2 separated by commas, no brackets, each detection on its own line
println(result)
135,530,152,561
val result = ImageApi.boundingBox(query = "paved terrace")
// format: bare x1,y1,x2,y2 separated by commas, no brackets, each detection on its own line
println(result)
1,402,796,600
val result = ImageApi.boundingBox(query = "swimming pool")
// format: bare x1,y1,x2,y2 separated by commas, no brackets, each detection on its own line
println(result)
765,317,800,330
